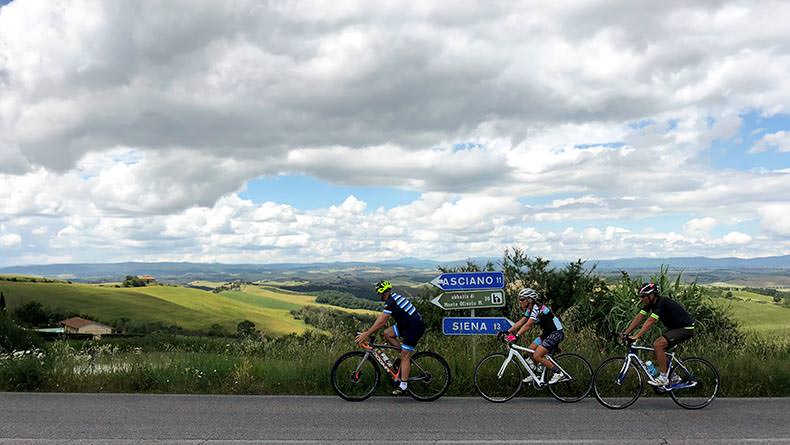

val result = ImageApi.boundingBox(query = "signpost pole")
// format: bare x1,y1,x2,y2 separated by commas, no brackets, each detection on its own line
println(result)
471,308,476,363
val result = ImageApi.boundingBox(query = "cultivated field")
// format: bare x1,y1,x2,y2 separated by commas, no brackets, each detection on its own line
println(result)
0,279,365,335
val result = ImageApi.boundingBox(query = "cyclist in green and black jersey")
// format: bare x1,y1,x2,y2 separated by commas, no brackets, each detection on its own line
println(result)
622,282,696,387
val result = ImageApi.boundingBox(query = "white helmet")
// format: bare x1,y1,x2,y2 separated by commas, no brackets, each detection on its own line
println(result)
518,287,542,304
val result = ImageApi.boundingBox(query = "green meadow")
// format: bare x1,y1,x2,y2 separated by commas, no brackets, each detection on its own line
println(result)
0,279,330,335
712,298,790,339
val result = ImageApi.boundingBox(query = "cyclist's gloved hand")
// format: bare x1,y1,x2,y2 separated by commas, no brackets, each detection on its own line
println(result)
505,333,518,343
354,331,370,344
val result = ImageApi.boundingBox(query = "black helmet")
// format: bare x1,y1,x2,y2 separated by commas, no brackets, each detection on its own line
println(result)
638,282,659,297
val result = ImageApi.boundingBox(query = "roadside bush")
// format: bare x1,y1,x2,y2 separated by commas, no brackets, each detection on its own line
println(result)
314,291,383,311
0,314,42,352
291,306,375,334
0,351,47,391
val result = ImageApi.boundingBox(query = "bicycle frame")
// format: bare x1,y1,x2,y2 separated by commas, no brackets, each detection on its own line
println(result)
617,343,698,391
498,343,569,386
357,340,401,380
356,339,433,384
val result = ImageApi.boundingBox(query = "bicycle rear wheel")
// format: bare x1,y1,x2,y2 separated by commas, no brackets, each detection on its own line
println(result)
407,351,451,402
592,357,644,409
668,357,719,409
330,351,380,401
474,352,523,403
548,352,593,403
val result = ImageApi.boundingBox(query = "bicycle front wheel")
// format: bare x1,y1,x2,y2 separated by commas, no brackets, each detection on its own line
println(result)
474,352,523,403
407,351,451,402
669,357,720,409
548,352,593,403
592,357,644,409
330,351,380,401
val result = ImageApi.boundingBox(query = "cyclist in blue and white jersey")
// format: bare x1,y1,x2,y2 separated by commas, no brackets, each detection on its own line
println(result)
355,280,426,395
503,287,565,385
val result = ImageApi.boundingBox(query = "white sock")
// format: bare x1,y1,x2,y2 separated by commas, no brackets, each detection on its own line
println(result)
399,382,408,390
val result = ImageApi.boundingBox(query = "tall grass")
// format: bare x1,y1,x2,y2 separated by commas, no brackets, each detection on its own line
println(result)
1,328,787,396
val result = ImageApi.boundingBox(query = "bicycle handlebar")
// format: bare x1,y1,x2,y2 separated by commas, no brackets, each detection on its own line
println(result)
608,331,637,346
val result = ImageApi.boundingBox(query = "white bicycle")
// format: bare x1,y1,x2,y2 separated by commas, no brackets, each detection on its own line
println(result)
473,334,592,403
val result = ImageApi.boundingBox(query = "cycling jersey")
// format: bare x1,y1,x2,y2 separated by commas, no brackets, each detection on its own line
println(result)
640,296,695,331
383,292,424,351
527,304,563,339
383,292,422,327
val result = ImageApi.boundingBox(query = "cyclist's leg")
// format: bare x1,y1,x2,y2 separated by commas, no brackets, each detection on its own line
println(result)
657,329,694,374
529,336,542,362
534,331,564,373
653,335,670,374
383,325,401,348
398,322,425,388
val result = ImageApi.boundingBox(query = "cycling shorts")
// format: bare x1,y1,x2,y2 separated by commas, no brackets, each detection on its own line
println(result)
533,329,565,353
533,330,564,353
393,320,426,351
663,327,694,347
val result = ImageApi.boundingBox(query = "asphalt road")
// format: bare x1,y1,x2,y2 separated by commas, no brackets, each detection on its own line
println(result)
0,394,788,444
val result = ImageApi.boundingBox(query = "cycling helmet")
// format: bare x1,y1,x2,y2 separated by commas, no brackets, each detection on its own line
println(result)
517,287,542,304
638,282,659,297
375,280,393,294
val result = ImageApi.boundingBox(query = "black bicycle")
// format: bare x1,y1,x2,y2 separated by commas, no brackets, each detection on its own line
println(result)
330,332,451,402
592,335,719,409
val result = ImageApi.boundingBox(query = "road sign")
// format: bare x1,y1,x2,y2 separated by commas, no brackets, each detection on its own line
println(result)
430,289,506,310
430,271,505,291
442,317,514,335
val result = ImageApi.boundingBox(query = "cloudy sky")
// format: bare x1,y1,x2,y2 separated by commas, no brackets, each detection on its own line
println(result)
1,0,789,267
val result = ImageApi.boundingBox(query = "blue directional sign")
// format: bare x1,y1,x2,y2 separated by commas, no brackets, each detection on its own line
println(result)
430,271,505,291
442,317,514,336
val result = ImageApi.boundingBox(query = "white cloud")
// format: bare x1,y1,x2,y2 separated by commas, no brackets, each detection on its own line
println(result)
749,131,790,153
0,233,21,247
1,1,790,266
721,231,752,245
759,204,790,236
683,217,718,237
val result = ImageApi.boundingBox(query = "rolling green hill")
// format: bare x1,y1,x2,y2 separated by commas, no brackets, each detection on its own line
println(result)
0,279,331,335
711,293,790,338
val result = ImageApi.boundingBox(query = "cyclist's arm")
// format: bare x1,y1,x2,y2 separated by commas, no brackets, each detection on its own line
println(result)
623,311,646,335
507,316,528,335
631,313,658,339
515,317,535,337
360,312,391,338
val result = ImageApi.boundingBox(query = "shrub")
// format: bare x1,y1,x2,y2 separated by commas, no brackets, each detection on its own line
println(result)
236,320,260,339
291,306,375,334
0,314,42,353
572,266,739,345
0,354,46,391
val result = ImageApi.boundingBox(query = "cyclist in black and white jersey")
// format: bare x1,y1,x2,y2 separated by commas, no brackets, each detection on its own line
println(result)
622,282,696,387
503,287,566,385
355,280,426,395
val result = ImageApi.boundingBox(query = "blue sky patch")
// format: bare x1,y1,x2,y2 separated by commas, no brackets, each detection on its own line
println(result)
239,174,421,210
709,111,790,171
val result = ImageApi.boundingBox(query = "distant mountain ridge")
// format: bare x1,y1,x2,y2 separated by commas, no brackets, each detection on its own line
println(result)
1,254,789,282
